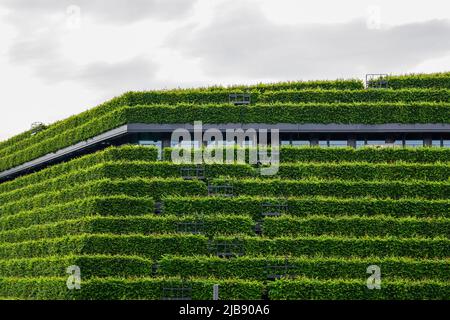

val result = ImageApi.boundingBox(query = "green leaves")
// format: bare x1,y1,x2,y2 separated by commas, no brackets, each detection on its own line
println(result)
163,195,450,219
381,72,450,89
158,255,450,281
0,277,264,300
267,278,450,300
209,177,450,200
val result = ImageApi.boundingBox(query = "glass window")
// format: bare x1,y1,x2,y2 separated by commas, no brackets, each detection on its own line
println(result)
404,140,424,148
432,140,442,147
366,140,386,146
292,140,310,147
392,140,403,147
356,140,365,148
443,140,450,148
329,140,348,147
318,140,328,147
281,140,291,146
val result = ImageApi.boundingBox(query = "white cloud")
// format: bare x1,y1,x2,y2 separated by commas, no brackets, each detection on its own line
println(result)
169,2,450,80
0,0,450,142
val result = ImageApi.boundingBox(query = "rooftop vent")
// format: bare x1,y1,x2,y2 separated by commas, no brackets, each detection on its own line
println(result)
229,93,251,105
366,74,389,89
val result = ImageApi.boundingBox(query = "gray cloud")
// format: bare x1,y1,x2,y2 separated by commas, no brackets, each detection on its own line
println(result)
1,0,196,24
75,56,159,92
1,1,178,94
168,3,450,79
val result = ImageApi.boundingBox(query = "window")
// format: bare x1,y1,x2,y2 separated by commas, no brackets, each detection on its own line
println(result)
443,140,450,148
318,140,328,147
281,140,291,146
404,140,424,148
356,140,365,148
329,140,348,147
432,140,442,147
366,140,386,146
292,140,310,147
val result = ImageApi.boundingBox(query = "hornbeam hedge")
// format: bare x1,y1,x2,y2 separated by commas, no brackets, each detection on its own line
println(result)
157,255,450,281
0,255,153,278
0,178,204,216
381,72,450,89
164,146,450,163
0,79,363,154
162,196,450,219
0,215,255,243
0,196,154,231
0,234,448,259
262,215,450,238
1,99,450,172
0,145,158,194
0,234,210,259
210,178,450,199
5,161,449,205
267,278,450,300
0,277,263,300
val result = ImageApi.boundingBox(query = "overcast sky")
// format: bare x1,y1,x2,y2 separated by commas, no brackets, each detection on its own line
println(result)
0,0,449,141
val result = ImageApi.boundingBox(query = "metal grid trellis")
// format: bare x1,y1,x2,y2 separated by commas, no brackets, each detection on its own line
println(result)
366,74,389,89
180,166,205,180
229,93,251,105
161,286,192,300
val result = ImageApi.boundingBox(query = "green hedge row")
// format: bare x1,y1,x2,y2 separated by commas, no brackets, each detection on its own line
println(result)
2,212,447,244
121,89,450,105
0,277,263,300
0,178,203,217
2,98,450,172
163,195,450,219
122,101,450,125
0,234,448,260
262,215,450,238
0,146,158,194
1,276,448,300
0,255,153,278
0,95,129,156
211,235,450,258
0,161,251,203
259,89,450,103
276,146,450,163
0,215,254,243
158,255,450,281
0,79,363,155
210,178,450,199
381,72,450,89
164,146,450,163
0,234,210,259
0,79,363,158
276,162,450,181
0,196,154,232
0,108,129,172
7,160,448,205
71,160,450,183
267,278,450,300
